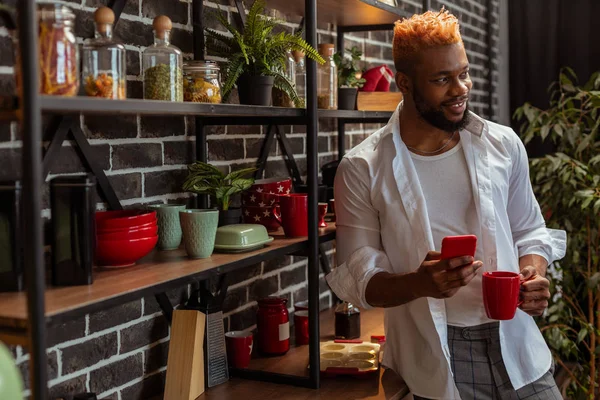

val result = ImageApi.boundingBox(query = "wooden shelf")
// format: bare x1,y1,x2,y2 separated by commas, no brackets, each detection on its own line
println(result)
198,307,409,400
0,225,336,331
266,0,410,26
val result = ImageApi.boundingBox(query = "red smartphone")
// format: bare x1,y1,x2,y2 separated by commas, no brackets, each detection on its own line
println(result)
440,235,477,260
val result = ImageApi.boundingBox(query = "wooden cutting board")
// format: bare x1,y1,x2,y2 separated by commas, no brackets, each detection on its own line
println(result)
356,92,402,111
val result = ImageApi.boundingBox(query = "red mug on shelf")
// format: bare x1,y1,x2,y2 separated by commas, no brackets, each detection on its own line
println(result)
225,331,253,369
257,297,290,355
294,310,309,346
273,194,308,237
482,271,524,320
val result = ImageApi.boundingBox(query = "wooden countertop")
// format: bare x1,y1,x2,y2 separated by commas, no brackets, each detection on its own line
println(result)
198,307,409,400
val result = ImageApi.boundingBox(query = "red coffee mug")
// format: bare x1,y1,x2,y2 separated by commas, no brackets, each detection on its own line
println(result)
273,194,308,237
294,310,309,346
225,331,253,369
482,271,524,320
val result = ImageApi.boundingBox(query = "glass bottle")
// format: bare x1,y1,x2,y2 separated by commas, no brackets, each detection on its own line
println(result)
317,43,337,109
37,3,79,96
82,7,126,99
292,50,306,107
257,297,290,355
142,15,183,101
334,301,361,339
183,60,222,103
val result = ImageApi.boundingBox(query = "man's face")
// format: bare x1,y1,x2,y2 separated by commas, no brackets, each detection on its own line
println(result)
406,42,473,132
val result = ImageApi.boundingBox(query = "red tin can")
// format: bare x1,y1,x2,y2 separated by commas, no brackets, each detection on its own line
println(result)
257,297,290,355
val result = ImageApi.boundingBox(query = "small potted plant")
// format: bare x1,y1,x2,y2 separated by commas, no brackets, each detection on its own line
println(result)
204,0,324,106
333,46,366,110
182,162,257,226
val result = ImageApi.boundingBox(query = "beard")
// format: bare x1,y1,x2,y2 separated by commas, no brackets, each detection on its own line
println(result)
412,88,471,133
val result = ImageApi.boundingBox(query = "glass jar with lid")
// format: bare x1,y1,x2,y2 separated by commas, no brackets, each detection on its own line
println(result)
334,301,361,339
183,60,222,103
292,50,306,107
142,15,183,101
82,7,126,99
317,43,337,109
37,3,79,96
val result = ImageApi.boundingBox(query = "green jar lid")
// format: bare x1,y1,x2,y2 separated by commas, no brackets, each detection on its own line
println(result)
214,224,270,247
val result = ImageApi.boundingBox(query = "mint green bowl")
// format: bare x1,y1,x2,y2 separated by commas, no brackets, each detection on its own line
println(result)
214,224,274,253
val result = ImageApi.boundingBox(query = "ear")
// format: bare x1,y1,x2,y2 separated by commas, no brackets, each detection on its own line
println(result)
395,71,412,95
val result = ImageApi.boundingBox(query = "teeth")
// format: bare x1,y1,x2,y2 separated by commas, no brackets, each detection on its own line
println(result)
450,102,464,108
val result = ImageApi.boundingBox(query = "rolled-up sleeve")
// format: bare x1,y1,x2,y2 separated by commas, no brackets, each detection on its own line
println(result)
507,135,567,264
325,157,393,309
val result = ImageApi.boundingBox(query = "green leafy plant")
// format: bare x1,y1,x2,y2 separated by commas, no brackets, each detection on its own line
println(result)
514,67,600,399
333,46,366,88
204,0,324,107
182,162,257,211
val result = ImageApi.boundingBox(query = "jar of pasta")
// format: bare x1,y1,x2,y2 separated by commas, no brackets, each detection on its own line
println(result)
38,3,79,96
183,61,222,103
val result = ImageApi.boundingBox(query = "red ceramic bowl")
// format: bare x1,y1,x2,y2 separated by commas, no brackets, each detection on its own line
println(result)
242,205,280,232
97,219,157,234
242,191,280,207
251,178,292,195
97,225,158,240
96,210,157,230
96,235,158,268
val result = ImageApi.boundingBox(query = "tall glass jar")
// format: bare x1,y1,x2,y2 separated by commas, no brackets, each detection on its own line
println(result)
82,7,126,99
334,301,361,339
142,15,183,101
257,297,290,355
317,44,337,109
183,61,222,103
292,50,306,107
37,3,79,96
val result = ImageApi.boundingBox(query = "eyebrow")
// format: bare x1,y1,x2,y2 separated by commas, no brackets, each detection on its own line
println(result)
430,65,470,77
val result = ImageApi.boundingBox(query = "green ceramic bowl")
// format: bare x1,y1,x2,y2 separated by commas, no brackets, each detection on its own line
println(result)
214,224,273,250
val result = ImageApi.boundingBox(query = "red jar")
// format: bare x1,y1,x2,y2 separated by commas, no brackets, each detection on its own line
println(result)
257,297,290,355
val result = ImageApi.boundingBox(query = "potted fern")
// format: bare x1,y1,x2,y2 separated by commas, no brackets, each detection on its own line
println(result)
333,46,366,110
182,162,257,226
205,0,324,106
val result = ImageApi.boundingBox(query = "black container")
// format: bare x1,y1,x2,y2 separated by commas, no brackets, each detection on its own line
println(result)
295,184,328,203
0,181,23,292
338,87,358,110
321,160,340,188
50,175,96,286
218,207,242,227
237,75,275,106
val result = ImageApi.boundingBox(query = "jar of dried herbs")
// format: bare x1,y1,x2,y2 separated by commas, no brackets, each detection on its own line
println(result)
37,3,79,96
82,7,126,99
183,61,222,103
142,15,183,101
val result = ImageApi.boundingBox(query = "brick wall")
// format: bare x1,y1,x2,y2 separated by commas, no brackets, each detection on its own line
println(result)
0,0,500,399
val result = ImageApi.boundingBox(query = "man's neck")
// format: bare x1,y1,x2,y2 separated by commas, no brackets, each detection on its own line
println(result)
399,103,459,155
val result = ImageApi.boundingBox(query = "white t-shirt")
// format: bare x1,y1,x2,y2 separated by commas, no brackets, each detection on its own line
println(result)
410,141,493,327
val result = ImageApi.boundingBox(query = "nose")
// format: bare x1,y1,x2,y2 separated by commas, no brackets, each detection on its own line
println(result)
449,77,469,98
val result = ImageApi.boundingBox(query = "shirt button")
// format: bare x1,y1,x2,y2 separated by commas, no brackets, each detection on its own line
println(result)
461,328,470,339
479,154,486,160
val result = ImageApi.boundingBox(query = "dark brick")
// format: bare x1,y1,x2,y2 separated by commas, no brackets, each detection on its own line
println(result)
281,265,306,288
120,317,169,353
47,317,86,348
18,351,58,390
0,36,14,66
90,353,143,394
83,115,138,139
0,148,21,179
0,121,11,142
227,125,261,135
319,275,330,295
143,0,188,24
143,285,190,315
164,140,195,165
112,143,162,169
170,28,193,54
263,159,290,180
293,286,308,304
318,136,329,153
382,46,393,62
186,117,225,136
145,341,169,374
89,300,142,334
62,332,118,375
369,30,390,42
245,137,276,159
222,286,247,313
143,169,188,197
48,374,87,399
319,116,337,132
47,143,110,174
127,49,141,76
73,8,95,39
249,276,278,302
140,116,186,137
203,7,227,31
227,263,262,286
229,304,258,331
320,293,331,311
108,172,143,200
0,74,15,96
286,137,304,156
120,370,166,400
263,255,292,273
207,139,244,161
86,0,139,16
115,19,154,47
127,80,143,99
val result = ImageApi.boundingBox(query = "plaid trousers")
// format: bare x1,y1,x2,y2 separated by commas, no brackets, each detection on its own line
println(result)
414,323,562,400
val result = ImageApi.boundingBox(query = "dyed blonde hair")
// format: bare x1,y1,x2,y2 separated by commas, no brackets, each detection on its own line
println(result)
393,8,462,73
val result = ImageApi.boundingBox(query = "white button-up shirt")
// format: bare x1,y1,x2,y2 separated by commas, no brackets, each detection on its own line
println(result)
326,103,567,399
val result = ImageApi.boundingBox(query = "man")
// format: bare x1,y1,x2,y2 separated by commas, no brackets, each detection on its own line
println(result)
326,8,567,400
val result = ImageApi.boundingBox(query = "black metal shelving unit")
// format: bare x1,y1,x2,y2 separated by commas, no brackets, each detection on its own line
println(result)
3,0,417,398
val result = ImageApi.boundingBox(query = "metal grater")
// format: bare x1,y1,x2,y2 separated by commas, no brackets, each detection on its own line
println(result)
205,309,229,387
